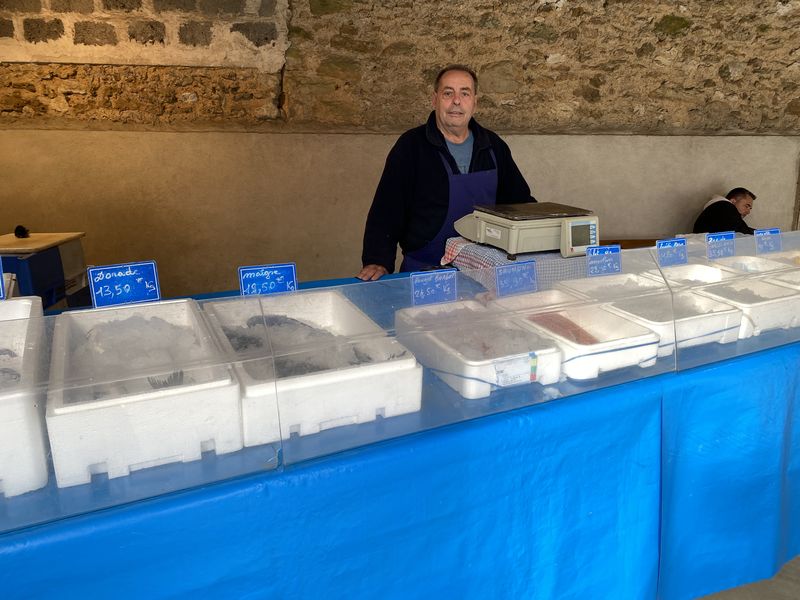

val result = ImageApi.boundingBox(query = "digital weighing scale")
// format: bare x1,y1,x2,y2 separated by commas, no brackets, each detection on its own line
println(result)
453,202,599,259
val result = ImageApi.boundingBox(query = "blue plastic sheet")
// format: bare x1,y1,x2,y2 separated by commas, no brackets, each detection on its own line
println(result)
660,342,800,599
0,377,661,599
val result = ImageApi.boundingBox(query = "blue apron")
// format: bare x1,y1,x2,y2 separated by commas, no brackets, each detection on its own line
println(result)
401,149,498,272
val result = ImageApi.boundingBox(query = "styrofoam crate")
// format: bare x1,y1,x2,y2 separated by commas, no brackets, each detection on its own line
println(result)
0,296,47,498
488,288,584,313
206,290,422,440
556,273,667,301
712,255,792,274
518,305,660,380
642,263,738,288
46,299,243,488
396,300,561,399
607,291,742,357
695,279,800,338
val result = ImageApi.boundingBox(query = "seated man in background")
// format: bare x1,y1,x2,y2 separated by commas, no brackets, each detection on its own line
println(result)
692,187,756,235
357,64,534,281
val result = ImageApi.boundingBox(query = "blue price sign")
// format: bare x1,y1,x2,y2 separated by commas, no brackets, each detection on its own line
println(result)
586,245,621,277
495,260,537,297
88,261,160,308
411,269,457,306
0,257,5,300
706,231,735,259
238,263,297,296
755,228,782,254
656,238,688,267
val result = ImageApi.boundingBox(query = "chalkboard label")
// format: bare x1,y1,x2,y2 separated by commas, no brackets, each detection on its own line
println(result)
495,260,537,297
706,232,735,259
0,258,5,300
238,263,297,296
656,238,688,267
755,228,782,254
411,269,457,306
88,261,160,308
587,245,622,277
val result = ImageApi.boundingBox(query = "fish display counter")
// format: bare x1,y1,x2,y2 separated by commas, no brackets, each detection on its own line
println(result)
3,233,800,600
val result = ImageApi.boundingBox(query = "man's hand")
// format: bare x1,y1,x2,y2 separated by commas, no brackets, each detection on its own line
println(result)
356,264,389,281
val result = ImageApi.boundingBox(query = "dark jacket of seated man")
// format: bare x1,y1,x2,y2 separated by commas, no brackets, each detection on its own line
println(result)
692,188,756,235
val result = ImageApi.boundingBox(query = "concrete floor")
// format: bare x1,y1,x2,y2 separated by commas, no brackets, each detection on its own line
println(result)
704,557,800,599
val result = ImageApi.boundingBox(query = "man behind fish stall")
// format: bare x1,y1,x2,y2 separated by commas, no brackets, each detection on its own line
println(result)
692,187,756,235
357,64,535,281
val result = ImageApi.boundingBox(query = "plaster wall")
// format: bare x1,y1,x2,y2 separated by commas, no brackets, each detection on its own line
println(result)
2,129,797,297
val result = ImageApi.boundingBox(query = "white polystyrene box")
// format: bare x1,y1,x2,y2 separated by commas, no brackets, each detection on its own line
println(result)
641,264,738,288
713,255,791,275
518,305,660,380
0,296,48,498
607,291,742,357
396,300,561,400
556,273,667,301
46,299,243,488
208,290,423,440
202,296,279,447
695,279,800,338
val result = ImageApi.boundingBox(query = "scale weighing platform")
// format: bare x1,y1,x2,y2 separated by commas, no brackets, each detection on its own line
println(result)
454,202,599,259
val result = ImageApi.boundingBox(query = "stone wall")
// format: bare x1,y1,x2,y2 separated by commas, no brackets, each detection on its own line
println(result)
2,0,800,132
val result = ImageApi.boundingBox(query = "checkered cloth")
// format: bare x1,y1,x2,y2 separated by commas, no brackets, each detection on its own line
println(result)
442,237,588,292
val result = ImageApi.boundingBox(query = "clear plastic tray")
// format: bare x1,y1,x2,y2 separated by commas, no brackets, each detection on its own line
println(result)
695,279,800,337
557,273,667,301
396,300,561,399
712,255,791,274
518,305,660,380
643,263,738,288
608,291,741,357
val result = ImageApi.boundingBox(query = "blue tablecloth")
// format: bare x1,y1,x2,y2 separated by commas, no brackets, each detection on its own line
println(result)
2,334,800,598
0,374,662,599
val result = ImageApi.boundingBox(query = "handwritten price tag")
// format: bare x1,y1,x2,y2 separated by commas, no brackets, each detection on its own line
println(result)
88,261,160,308
238,263,297,296
656,238,688,267
586,245,621,277
755,228,781,254
706,232,735,260
411,269,457,306
495,260,537,297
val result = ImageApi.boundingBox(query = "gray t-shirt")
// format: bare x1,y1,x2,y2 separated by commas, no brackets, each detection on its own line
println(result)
445,131,474,174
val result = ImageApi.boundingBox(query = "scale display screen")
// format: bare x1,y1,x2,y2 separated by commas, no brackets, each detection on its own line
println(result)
571,224,592,247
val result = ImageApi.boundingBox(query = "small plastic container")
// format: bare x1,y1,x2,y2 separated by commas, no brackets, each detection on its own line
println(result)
557,273,666,301
695,279,800,337
642,263,738,288
396,300,561,399
0,296,47,498
608,291,742,357
206,290,423,440
517,305,660,380
712,255,791,274
46,299,243,488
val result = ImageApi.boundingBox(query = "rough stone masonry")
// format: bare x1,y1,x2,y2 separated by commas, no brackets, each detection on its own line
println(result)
2,0,800,132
